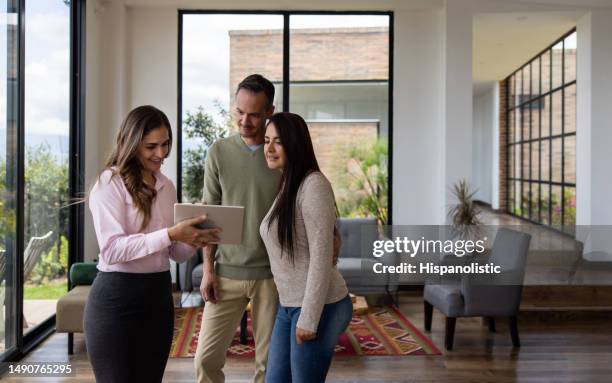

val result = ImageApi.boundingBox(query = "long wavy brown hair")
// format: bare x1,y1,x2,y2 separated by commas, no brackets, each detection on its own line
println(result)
266,112,321,264
102,105,172,231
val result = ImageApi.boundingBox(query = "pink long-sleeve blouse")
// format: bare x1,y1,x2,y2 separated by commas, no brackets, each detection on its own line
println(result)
89,169,196,273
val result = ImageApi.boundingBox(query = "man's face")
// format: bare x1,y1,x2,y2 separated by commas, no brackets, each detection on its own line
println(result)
234,89,274,140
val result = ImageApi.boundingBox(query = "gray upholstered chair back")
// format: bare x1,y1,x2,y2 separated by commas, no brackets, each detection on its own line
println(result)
461,228,531,316
488,228,531,275
337,218,379,259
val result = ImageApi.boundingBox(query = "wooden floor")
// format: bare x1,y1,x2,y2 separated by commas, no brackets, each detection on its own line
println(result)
2,293,612,382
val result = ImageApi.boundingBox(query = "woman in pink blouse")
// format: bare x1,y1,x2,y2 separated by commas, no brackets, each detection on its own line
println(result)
84,105,220,383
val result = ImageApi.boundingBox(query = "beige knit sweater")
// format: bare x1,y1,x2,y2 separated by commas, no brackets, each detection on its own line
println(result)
259,172,349,332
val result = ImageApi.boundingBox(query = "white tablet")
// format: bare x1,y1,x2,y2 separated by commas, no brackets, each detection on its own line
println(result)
174,203,245,245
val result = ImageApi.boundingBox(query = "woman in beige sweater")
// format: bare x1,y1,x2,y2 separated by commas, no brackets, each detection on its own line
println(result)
260,112,352,383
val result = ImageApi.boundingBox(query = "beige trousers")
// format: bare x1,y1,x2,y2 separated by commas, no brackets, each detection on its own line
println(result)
194,276,278,383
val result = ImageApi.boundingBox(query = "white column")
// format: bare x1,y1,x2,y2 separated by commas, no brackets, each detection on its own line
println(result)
84,0,129,261
128,7,178,182
441,1,473,221
392,9,444,225
393,3,473,226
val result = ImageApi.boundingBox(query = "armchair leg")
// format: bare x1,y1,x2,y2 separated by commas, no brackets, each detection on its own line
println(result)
445,317,456,351
239,312,248,345
385,287,398,307
509,316,520,347
424,300,433,331
68,333,73,355
487,316,496,333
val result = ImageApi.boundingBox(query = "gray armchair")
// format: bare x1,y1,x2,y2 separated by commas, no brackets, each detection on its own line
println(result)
423,228,531,350
336,218,399,301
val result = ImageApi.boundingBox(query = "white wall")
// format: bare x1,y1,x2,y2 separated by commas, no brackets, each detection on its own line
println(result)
127,7,179,181
441,1,473,221
576,10,612,226
576,10,612,260
84,4,179,261
393,4,474,225
392,9,444,225
472,86,495,205
84,0,130,262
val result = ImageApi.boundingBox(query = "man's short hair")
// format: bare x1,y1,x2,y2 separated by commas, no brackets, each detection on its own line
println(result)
236,74,275,108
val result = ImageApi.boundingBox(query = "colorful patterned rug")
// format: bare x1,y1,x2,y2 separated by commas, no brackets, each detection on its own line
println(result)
170,305,441,357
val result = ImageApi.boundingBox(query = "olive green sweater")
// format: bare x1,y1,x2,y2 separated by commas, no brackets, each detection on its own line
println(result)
202,134,281,280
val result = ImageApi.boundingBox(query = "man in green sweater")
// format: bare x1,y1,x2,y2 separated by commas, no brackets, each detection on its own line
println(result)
194,74,281,383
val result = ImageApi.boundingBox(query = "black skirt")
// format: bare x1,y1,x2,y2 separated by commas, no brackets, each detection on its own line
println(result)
84,270,174,383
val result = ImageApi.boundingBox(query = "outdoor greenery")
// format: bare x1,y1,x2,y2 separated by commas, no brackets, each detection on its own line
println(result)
24,278,67,300
335,138,388,225
513,190,576,235
30,235,69,285
0,143,69,292
0,159,15,243
182,105,229,202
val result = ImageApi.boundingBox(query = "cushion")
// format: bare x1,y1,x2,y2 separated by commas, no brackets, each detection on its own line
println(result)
338,258,388,291
56,285,90,332
70,262,98,286
423,284,465,317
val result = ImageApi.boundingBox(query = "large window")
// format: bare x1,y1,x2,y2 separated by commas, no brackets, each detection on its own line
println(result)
506,29,576,235
1,0,84,361
180,13,284,203
23,0,71,333
179,11,392,224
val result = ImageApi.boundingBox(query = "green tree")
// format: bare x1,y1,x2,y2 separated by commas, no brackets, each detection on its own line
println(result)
182,104,229,202
30,235,68,284
0,158,16,246
24,143,69,243
0,143,69,284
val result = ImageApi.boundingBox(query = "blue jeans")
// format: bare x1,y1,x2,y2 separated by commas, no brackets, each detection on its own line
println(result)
265,294,353,383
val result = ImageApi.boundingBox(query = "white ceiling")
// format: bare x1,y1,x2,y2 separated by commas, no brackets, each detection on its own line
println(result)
473,10,584,96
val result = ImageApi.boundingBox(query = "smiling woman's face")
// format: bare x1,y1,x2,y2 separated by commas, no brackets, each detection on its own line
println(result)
137,126,170,174
264,123,285,170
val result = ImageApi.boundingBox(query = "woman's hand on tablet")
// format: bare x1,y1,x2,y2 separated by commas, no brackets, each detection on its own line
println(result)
168,215,222,247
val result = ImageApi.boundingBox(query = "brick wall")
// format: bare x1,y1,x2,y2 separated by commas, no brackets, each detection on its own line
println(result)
229,27,389,103
499,79,508,212
229,29,284,96
307,120,378,190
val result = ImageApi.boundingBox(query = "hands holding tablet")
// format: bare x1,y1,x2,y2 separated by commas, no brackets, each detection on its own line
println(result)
168,214,222,248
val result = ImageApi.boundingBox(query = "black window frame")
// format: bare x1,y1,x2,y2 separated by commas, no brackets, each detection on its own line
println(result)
505,28,576,236
176,9,393,225
0,0,86,365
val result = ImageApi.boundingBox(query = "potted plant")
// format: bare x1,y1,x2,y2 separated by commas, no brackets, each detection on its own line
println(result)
447,179,483,250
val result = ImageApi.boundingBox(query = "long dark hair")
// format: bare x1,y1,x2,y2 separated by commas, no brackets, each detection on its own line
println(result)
266,112,320,263
103,105,172,231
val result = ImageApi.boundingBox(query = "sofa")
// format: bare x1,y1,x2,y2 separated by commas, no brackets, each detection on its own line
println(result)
336,218,399,301
56,262,98,354
180,218,399,301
